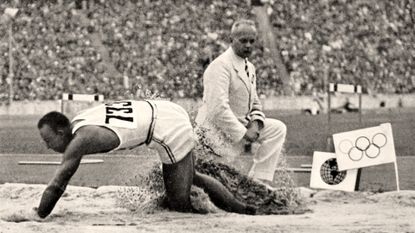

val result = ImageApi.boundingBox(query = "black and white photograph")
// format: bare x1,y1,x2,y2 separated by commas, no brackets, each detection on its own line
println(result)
0,0,414,232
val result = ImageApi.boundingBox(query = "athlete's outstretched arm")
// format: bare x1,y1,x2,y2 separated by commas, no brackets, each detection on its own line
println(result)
36,126,119,218
37,156,81,218
36,136,88,218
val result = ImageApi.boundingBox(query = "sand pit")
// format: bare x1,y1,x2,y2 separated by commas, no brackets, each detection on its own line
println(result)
1,183,414,233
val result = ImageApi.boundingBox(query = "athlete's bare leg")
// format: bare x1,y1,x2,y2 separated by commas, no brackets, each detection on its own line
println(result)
162,153,194,212
190,152,256,215
193,172,256,214
163,151,256,214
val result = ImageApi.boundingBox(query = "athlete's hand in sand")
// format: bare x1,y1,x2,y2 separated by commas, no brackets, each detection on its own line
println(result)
4,207,43,222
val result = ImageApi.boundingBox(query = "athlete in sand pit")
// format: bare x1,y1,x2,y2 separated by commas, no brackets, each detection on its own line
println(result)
23,99,255,219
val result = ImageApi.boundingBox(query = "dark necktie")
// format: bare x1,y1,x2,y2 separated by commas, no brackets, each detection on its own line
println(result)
244,58,250,79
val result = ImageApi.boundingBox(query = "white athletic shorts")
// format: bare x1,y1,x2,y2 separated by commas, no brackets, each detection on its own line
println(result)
148,100,196,164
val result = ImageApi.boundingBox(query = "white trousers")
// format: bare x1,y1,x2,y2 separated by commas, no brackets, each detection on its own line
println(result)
201,118,287,182
248,118,287,181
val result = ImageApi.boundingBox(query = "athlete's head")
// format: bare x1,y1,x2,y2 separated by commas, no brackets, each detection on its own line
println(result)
230,19,258,59
38,111,73,153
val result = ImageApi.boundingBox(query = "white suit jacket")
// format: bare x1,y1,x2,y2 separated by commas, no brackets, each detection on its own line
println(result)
196,47,265,143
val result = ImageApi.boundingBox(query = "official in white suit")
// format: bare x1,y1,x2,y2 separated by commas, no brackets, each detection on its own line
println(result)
195,19,287,186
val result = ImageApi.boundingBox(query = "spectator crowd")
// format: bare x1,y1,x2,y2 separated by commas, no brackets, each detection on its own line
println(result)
0,0,414,103
268,0,415,95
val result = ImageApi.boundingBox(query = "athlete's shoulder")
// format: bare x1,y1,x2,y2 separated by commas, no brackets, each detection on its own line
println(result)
71,125,119,154
72,125,102,139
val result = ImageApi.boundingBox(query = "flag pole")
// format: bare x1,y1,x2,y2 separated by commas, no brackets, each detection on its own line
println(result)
8,19,13,105
394,161,400,192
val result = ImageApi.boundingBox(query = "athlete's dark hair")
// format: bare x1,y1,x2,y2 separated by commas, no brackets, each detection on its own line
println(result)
37,111,70,132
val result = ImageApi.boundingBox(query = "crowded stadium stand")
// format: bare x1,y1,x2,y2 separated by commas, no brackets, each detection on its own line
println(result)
0,0,414,103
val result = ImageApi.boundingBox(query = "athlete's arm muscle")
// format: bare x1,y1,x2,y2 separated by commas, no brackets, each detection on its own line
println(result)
37,126,119,218
37,135,90,218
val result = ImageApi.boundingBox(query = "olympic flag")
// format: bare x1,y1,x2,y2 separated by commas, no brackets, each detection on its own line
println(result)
332,123,399,191
333,123,396,170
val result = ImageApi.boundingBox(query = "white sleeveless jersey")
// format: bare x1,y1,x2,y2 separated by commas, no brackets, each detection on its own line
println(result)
71,100,156,151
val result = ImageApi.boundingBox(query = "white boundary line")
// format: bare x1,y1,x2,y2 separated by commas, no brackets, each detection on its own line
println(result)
0,153,147,158
18,159,104,165
276,168,312,173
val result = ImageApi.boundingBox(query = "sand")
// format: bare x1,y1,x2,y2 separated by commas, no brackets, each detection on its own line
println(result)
1,183,414,233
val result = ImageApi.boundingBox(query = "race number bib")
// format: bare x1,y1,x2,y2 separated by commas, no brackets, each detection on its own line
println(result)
104,101,137,129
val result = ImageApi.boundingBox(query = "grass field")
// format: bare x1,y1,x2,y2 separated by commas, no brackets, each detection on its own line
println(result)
1,107,414,156
0,154,412,191
0,108,414,191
